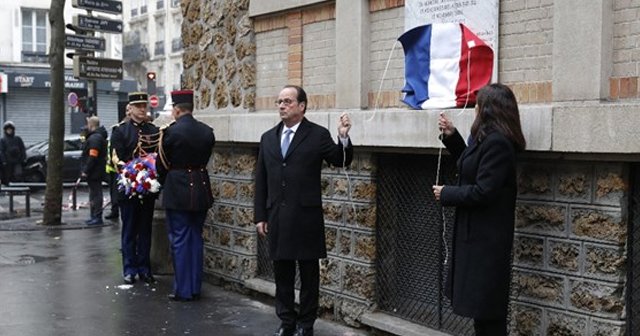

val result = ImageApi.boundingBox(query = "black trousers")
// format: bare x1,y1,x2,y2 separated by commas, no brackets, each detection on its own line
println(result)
108,172,119,214
88,178,103,219
474,317,507,336
273,260,319,330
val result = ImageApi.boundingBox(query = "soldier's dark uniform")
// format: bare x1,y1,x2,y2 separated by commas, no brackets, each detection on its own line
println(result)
110,92,160,284
157,90,215,301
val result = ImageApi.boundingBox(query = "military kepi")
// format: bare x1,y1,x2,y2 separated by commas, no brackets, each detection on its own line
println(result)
128,92,148,105
171,90,194,105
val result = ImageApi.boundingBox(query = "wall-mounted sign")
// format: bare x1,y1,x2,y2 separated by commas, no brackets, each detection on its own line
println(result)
72,0,123,15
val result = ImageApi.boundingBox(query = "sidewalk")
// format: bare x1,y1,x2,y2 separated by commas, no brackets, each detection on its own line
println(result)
0,194,371,336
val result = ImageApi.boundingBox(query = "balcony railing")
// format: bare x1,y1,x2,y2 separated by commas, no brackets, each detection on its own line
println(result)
154,41,165,57
171,38,182,53
157,0,164,10
123,44,148,62
21,51,48,64
140,5,147,14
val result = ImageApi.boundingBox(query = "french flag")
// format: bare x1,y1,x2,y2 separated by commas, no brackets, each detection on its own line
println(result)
399,23,494,109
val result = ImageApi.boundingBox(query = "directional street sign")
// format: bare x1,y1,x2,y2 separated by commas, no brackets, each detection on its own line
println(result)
73,56,123,80
65,34,106,52
72,0,123,15
73,14,123,34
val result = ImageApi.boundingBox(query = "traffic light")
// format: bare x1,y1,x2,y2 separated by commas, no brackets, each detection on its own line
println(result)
147,72,156,95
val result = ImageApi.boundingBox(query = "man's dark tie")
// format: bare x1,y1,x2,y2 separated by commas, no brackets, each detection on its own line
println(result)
281,129,292,158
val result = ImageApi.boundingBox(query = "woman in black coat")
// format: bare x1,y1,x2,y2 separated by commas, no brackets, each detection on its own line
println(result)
432,83,526,336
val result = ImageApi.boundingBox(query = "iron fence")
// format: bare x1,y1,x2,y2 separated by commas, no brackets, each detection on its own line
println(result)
376,153,473,336
628,164,640,336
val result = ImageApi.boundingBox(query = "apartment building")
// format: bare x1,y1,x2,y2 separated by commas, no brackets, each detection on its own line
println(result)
122,0,184,111
0,0,134,144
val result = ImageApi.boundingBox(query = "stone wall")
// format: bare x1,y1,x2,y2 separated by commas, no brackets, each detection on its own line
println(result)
318,152,377,324
205,145,258,282
204,144,378,325
180,0,255,112
511,161,628,336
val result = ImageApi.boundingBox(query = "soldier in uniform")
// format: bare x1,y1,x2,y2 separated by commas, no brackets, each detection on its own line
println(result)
111,92,160,285
105,104,131,220
157,90,215,301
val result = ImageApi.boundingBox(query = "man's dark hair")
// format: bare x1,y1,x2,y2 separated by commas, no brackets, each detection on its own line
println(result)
174,103,194,113
283,85,307,113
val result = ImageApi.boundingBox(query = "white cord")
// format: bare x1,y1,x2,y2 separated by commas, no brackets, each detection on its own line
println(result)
436,48,473,267
367,40,400,122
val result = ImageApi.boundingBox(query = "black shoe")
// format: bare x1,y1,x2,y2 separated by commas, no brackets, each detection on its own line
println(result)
138,273,156,284
293,327,313,336
105,212,119,220
272,327,295,336
168,293,193,302
123,274,135,284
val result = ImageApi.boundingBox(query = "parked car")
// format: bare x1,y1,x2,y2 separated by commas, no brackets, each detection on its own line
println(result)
22,135,84,183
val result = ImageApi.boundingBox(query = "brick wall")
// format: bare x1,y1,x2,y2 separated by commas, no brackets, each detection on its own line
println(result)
499,0,554,103
368,6,405,109
302,20,336,105
611,0,640,99
255,28,289,99
511,161,627,335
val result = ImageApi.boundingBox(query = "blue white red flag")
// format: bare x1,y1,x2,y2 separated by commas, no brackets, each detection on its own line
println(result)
398,23,494,109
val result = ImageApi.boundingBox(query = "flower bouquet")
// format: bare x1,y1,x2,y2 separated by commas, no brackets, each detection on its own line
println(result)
117,153,161,199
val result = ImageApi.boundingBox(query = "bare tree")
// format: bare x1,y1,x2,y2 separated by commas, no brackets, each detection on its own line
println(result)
43,0,66,225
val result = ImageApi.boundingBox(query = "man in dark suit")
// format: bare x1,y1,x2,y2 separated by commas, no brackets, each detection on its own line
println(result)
111,92,160,285
157,90,215,301
254,85,353,336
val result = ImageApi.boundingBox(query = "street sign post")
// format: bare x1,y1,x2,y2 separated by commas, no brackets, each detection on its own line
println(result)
72,0,123,15
65,34,106,52
73,14,123,34
149,95,159,108
73,56,123,80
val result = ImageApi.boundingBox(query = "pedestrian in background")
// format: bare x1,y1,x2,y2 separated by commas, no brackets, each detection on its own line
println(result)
157,89,215,301
81,116,108,225
105,105,131,221
0,121,26,185
432,83,526,336
254,85,353,336
110,92,159,285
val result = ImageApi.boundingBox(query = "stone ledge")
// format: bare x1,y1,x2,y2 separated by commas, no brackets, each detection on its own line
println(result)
197,102,640,154
249,0,330,17
360,312,453,336
244,277,301,304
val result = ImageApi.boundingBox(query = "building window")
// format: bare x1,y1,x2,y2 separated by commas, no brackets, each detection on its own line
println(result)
157,0,164,10
21,8,47,63
171,0,180,8
131,0,139,16
140,0,148,14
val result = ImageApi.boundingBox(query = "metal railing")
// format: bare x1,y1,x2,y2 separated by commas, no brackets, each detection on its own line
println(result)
376,153,474,335
628,164,640,336
154,41,165,57
171,38,182,53
21,51,47,64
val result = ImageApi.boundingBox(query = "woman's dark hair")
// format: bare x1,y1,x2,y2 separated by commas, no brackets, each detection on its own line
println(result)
470,83,526,151
283,84,307,113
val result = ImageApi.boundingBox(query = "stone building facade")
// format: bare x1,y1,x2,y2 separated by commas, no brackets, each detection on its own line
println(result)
178,0,640,335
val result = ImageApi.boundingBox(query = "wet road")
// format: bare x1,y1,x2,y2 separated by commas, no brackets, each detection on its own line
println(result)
0,190,369,336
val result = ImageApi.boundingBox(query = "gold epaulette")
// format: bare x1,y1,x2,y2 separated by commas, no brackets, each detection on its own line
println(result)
160,120,176,131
